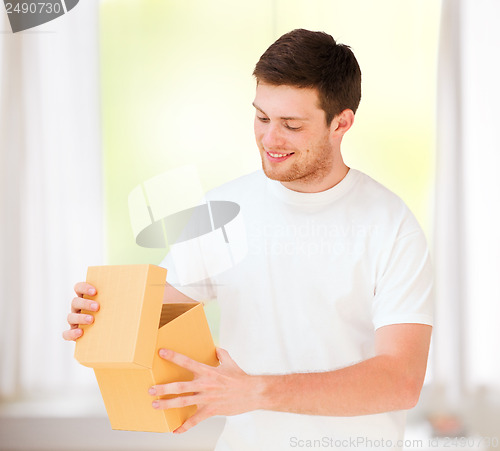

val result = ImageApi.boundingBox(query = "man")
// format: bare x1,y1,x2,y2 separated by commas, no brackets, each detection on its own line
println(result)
64,29,433,450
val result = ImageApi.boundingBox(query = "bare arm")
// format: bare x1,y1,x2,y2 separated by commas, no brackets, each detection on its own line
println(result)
152,323,432,433
163,281,198,304
257,323,432,416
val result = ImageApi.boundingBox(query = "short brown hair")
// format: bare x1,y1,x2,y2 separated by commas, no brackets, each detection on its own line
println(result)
253,29,362,124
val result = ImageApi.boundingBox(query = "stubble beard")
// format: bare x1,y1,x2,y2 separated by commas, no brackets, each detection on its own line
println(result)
261,142,335,185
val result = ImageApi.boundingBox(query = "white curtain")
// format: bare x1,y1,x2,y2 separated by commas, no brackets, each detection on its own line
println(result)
434,0,500,409
0,0,103,400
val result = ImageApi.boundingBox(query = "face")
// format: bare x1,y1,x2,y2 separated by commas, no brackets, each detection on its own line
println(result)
253,83,345,192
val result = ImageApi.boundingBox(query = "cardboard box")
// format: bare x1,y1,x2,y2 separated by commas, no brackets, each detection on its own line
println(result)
74,264,218,432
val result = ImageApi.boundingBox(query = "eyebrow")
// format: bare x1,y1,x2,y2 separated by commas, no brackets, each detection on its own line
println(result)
252,102,309,121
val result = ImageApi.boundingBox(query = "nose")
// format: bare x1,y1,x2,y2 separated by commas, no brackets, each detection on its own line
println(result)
260,123,286,150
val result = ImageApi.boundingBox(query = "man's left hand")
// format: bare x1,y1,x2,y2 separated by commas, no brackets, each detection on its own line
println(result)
149,347,262,433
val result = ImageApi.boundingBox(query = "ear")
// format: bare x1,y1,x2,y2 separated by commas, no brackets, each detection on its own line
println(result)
330,109,355,138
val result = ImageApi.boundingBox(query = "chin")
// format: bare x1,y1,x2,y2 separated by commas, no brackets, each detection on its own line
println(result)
261,165,296,182
260,153,303,182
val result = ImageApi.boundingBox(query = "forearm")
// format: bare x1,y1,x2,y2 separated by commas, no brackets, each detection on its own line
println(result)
163,282,199,303
153,325,431,433
253,354,422,416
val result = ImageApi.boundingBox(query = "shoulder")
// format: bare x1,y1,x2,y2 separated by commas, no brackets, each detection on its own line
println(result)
351,170,405,208
205,170,266,201
348,169,422,235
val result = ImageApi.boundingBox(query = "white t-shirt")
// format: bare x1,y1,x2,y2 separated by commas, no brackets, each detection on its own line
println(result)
161,168,433,451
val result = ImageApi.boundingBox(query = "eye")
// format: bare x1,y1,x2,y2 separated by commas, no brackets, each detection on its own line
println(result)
284,123,302,131
257,116,269,123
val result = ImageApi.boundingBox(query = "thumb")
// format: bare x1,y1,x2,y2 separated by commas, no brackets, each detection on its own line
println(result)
215,347,245,375
216,347,235,365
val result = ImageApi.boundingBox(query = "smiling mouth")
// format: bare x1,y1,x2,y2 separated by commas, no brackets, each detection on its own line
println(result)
266,151,295,161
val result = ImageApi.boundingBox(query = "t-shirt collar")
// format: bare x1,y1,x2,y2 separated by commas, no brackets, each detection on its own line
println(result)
266,168,360,206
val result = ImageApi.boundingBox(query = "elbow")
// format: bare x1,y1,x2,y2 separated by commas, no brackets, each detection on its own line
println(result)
399,376,424,410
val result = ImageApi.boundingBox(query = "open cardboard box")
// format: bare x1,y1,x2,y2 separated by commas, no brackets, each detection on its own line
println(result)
74,264,218,432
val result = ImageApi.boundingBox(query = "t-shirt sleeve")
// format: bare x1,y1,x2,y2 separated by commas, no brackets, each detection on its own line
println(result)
159,251,216,303
372,220,434,330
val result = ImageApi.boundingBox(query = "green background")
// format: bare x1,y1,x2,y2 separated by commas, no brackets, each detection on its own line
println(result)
100,0,441,338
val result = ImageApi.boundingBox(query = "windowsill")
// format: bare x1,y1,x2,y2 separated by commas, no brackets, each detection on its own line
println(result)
0,390,107,418
0,392,225,451
2,386,499,451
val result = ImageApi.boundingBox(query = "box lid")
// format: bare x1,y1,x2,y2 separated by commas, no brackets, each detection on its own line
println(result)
74,264,166,368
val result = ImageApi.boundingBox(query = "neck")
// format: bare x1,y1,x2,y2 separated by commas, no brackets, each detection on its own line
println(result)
281,160,350,193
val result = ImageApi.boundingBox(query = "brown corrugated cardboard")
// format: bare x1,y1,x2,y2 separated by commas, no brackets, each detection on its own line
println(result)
74,264,218,432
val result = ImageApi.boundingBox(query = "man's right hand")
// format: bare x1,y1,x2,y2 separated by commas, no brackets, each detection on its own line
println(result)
62,282,100,341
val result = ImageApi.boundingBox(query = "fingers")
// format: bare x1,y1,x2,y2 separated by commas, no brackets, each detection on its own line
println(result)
71,296,99,314
64,284,99,342
158,349,210,374
67,312,94,327
64,307,97,342
74,282,97,298
62,327,83,341
63,282,98,342
152,394,198,411
173,409,210,434
149,381,194,397
215,347,243,373
150,349,240,433
216,347,231,362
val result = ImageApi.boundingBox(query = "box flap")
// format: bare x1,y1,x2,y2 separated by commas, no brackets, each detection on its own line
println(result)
74,264,166,368
158,302,199,328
